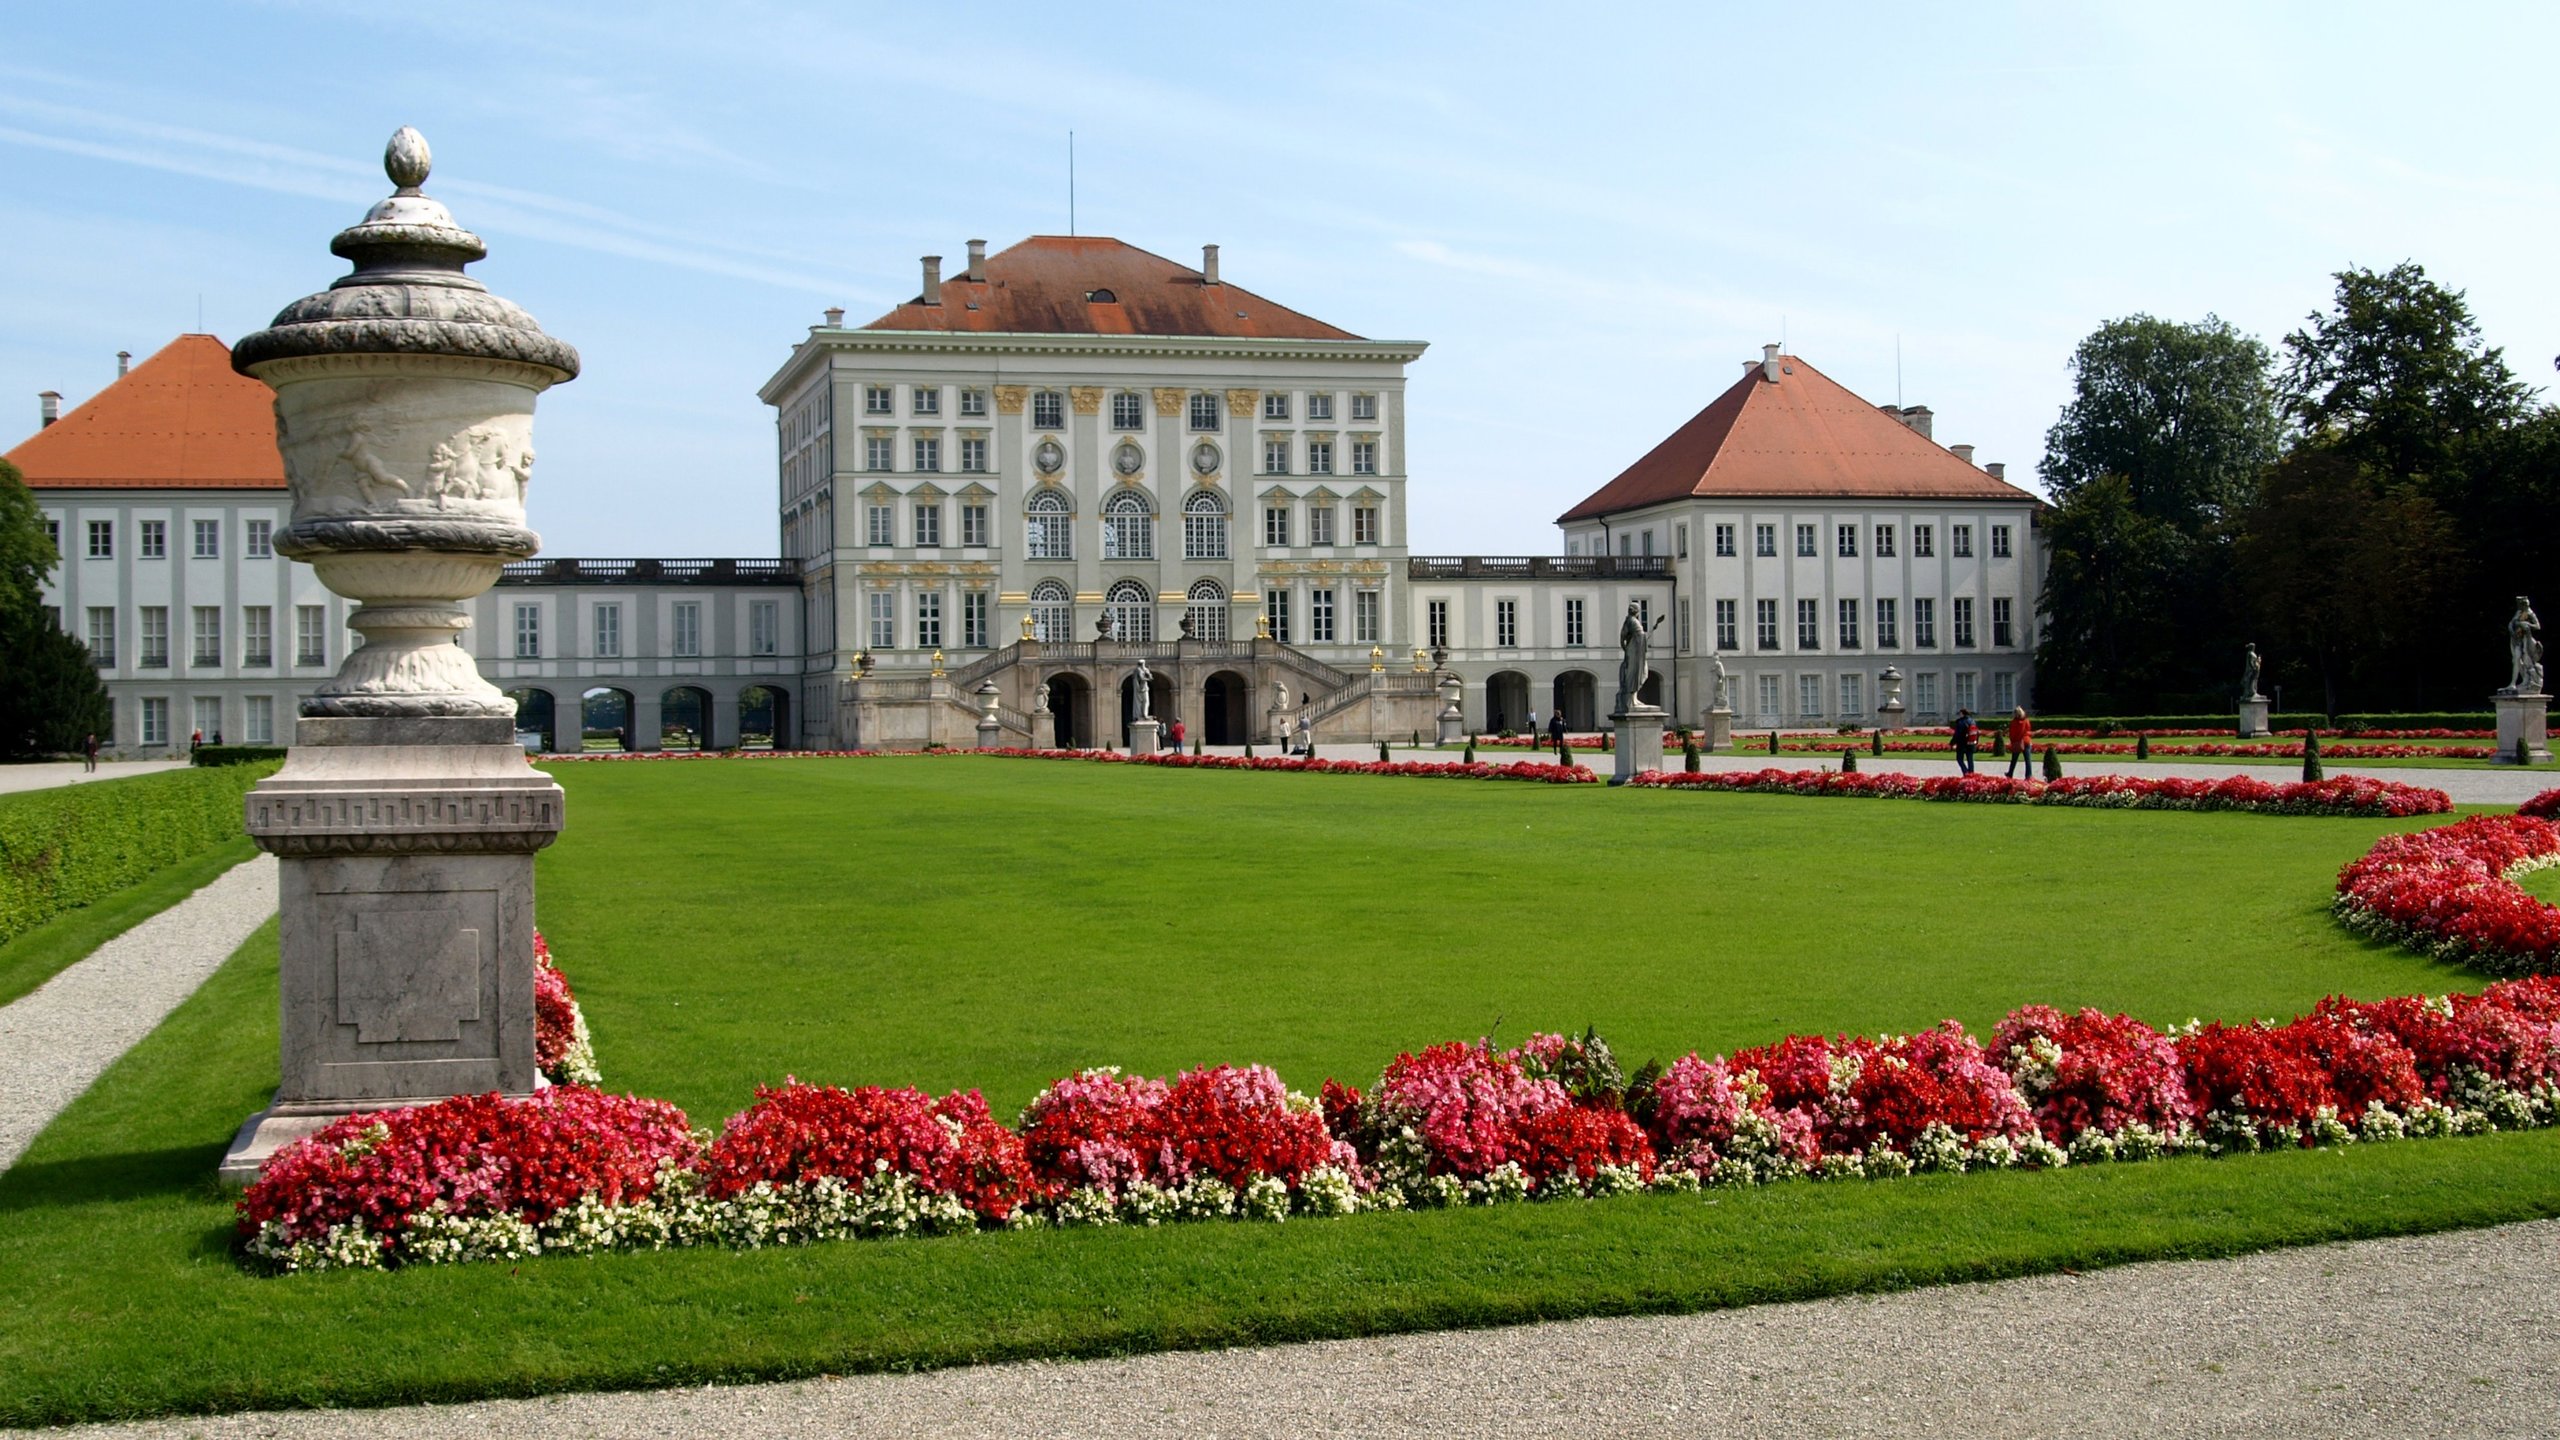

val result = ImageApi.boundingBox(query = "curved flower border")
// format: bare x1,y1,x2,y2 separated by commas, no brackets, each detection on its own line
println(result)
1629,767,2451,817
2332,793,2560,976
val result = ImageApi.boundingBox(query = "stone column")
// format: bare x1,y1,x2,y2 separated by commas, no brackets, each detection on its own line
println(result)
2495,691,2551,764
219,129,577,1186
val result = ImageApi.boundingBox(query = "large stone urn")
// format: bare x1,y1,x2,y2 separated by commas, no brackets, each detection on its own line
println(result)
219,129,578,1185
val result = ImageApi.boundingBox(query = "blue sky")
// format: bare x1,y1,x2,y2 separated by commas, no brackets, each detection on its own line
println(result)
3,3,2552,557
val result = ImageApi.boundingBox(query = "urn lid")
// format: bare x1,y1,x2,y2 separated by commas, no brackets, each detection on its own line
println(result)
232,128,581,381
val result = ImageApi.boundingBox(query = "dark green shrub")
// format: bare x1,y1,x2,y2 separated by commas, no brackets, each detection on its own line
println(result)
1558,741,1574,767
1377,740,1391,763
1768,730,1779,754
2042,744,2063,780
191,744,288,768
2135,733,2150,760
0,763,271,943
1682,732,1700,773
1463,736,1476,764
1871,729,1884,756
1841,751,1858,774
2303,730,2323,782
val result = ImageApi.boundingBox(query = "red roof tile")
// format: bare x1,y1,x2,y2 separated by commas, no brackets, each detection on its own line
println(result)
6,335,284,490
1557,354,2034,522
861,236,1360,341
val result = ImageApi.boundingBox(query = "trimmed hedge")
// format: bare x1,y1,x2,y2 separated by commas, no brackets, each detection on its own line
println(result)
2037,712,2493,734
189,744,288,768
0,763,272,944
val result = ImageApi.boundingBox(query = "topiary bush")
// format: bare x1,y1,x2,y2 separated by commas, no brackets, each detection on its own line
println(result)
2302,730,2323,782
189,744,287,768
1841,751,1858,774
0,762,271,943
1682,732,1700,773
2135,733,2150,760
2042,744,2062,781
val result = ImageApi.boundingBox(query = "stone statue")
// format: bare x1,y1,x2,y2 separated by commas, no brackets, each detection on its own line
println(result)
1273,681,1289,711
1033,681,1050,714
1709,653,1730,711
1096,612,1115,640
2509,596,2545,694
2241,643,2263,701
1616,601,1664,714
1179,611,1196,639
1132,656,1153,720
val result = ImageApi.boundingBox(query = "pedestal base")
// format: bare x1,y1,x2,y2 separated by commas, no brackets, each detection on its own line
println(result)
1437,705,1466,744
1130,718,1161,755
976,718,1002,750
2238,698,2269,739
1876,701,1907,734
1611,707,1667,785
219,1090,537,1188
2495,692,2550,764
1031,712,1056,749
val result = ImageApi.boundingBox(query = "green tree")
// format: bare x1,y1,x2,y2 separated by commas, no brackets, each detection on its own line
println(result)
2279,261,2534,490
2033,475,2192,709
2041,314,2280,530
0,458,110,758
0,458,56,619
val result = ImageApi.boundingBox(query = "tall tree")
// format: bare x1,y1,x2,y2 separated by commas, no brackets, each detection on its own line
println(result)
2032,475,2192,710
2040,314,2281,530
0,458,54,619
0,458,110,758
2279,261,2534,491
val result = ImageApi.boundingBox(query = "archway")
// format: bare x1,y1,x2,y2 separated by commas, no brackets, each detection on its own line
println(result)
739,685,788,750
1552,671,1597,732
1118,669,1177,745
1044,671,1092,749
1202,669,1249,746
1485,671,1531,734
580,686,635,751
508,687,557,753
659,685,712,751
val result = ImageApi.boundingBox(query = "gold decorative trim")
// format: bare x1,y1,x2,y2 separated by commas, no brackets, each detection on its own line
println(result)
993,385,1027,415
1226,388,1259,417
1152,387,1185,415
1069,386,1105,415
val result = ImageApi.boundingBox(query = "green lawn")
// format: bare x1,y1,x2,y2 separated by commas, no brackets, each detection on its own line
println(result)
3,757,2555,1426
0,837,258,1007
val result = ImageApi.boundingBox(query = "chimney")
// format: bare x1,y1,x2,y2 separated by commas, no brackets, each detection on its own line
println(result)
38,390,61,427
1202,243,1221,285
1951,444,1976,466
822,306,844,328
1900,405,1933,440
920,255,942,306
1761,343,1782,382
1985,462,2005,481
116,350,131,377
965,238,986,282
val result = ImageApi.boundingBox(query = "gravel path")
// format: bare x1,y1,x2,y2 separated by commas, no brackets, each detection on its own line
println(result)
22,1217,2554,1439
0,853,276,1173
0,760,192,796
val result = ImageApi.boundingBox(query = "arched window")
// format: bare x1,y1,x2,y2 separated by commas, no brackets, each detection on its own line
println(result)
1029,579,1072,643
1102,489,1154,560
1183,489,1229,559
1186,577,1228,643
1105,579,1154,644
1025,489,1071,560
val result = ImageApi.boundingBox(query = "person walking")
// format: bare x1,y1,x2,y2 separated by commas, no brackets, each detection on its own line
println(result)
1951,707,1977,775
1546,707,1567,758
82,733,98,772
1527,706,1544,754
1294,711,1312,757
2003,706,2035,779
1168,716,1186,752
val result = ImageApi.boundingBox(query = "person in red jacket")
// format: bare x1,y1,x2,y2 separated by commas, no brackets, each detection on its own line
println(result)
2004,706,2035,778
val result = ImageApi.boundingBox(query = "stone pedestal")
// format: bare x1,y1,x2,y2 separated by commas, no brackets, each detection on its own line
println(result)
1703,706,1733,752
976,717,1003,750
1610,706,1666,786
2495,691,2550,764
2237,698,2269,739
1876,667,1907,732
219,716,563,1185
1030,711,1056,749
1875,701,1906,733
1436,675,1465,744
1130,718,1161,755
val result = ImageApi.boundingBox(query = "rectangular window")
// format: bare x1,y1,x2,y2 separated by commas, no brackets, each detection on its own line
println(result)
1308,587,1336,643
140,520,167,559
867,505,894,546
296,605,327,666
1876,597,1899,648
45,518,58,555
960,437,988,473
1994,671,2017,713
1354,588,1379,645
1754,523,1776,558
1351,438,1378,475
1915,672,1940,717
1308,506,1336,546
865,436,892,471
1838,598,1860,648
751,600,779,656
864,385,893,415
193,518,220,558
242,606,272,666
244,694,274,745
1031,391,1064,429
514,603,541,659
1267,589,1291,643
1914,524,1936,558
194,697,229,743
1955,671,1979,713
959,388,987,418
1953,524,1975,558
1715,524,1736,557
1427,599,1448,650
1755,598,1779,650
1351,393,1378,421
1111,391,1144,429
1677,597,1692,652
1263,438,1289,474
1189,392,1220,431
914,593,942,649
961,502,989,547
1263,505,1290,548
141,696,168,747
1565,597,1586,648
1026,507,1070,559
1954,596,1977,648
868,592,894,649
1353,504,1379,545
671,601,702,657
1306,439,1333,475
1798,674,1824,721
191,606,222,666
1671,523,1687,560
246,519,273,558
1841,672,1864,718
1104,505,1152,560
1991,525,2013,559
1796,599,1819,649
912,436,940,472
1837,524,1857,558
87,519,113,558
963,591,989,649
911,385,940,417
1875,524,1896,558
1914,597,1937,648
86,607,115,665
1715,599,1737,650
1496,598,1518,648
1262,392,1290,421
595,604,622,658
1795,524,1816,558
1993,596,2015,647
1307,393,1334,421
913,502,942,548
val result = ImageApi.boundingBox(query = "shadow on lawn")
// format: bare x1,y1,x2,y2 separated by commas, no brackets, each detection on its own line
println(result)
0,1144,225,1213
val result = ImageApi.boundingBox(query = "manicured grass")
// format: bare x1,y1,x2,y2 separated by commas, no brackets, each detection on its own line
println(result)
0,837,258,1007
2,757,2554,1426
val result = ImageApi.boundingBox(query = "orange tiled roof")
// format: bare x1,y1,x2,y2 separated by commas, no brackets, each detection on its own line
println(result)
5,335,284,490
861,236,1360,341
1557,354,2034,522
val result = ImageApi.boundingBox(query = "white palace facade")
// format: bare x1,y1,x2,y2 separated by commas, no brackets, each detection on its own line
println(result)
13,237,2041,754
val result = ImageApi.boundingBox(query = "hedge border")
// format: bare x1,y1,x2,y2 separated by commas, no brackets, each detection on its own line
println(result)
0,764,271,944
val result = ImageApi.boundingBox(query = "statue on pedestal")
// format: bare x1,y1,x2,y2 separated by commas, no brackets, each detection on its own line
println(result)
2241,643,2264,702
1616,601,1664,714
1033,681,1051,714
1709,652,1730,711
1132,656,1153,720
2508,597,2544,695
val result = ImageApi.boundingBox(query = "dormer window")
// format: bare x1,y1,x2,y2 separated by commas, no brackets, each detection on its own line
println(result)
1085,288,1118,303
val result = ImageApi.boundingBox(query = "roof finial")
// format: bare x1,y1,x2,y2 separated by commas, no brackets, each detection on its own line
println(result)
385,127,432,194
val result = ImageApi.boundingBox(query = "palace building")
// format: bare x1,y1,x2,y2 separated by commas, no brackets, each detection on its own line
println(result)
11,239,2040,753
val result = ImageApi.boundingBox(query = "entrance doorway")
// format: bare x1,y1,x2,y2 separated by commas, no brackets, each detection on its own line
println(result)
1202,670,1249,746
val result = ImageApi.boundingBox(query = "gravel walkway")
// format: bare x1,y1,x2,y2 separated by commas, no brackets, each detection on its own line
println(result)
0,760,192,796
22,1217,2554,1439
0,853,276,1172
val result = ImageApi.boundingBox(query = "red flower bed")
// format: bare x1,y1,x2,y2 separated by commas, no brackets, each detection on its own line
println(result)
2177,1022,2342,1132
968,748,1597,784
544,749,880,762
1991,1005,2194,1142
1630,767,2450,817
2333,813,2560,974
1016,1064,1347,1195
703,1081,1035,1222
530,930,590,1083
